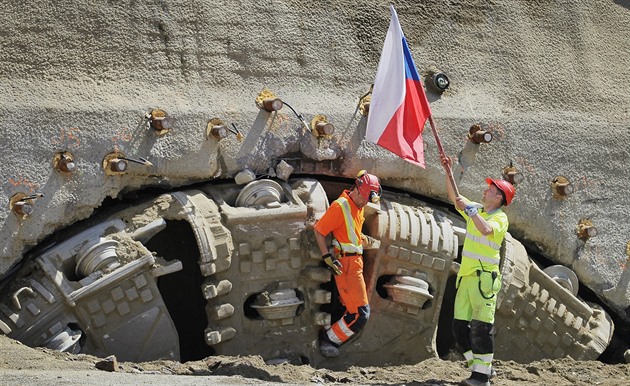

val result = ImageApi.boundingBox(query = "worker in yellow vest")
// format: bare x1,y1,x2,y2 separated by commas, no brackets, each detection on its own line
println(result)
441,155,515,386
313,170,382,358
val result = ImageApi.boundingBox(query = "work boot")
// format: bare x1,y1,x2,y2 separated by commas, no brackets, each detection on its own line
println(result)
318,330,340,358
459,379,490,386
459,371,490,386
319,340,340,358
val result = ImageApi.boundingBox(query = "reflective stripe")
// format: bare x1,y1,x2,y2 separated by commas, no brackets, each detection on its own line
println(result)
463,350,474,367
332,197,363,254
466,233,501,250
457,198,507,277
471,353,494,375
462,250,499,265
332,238,363,253
328,318,354,344
476,353,494,362
471,362,492,374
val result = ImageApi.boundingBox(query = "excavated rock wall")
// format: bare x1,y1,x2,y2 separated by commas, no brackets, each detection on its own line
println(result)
1,0,629,325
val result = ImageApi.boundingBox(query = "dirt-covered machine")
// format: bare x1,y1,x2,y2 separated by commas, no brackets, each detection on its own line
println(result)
0,177,613,368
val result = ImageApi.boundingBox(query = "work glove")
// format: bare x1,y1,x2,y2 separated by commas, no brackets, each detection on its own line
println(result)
322,253,342,276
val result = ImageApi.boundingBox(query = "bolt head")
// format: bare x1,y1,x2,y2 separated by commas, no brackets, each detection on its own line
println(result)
262,98,283,112
558,183,573,196
15,201,33,215
433,73,450,90
212,125,228,139
109,159,127,172
160,116,174,129
59,157,76,172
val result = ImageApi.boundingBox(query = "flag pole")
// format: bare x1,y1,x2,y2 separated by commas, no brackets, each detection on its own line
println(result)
428,116,460,197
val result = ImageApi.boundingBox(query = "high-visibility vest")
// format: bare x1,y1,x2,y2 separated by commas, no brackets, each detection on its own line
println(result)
331,197,363,254
458,202,508,277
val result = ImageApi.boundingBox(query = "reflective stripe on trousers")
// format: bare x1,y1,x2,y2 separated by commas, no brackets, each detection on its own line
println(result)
326,304,370,345
471,353,494,375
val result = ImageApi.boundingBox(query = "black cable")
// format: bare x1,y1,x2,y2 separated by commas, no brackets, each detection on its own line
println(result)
281,101,309,130
281,101,300,118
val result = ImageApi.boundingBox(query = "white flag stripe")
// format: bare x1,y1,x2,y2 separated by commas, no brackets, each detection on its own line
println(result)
366,5,405,144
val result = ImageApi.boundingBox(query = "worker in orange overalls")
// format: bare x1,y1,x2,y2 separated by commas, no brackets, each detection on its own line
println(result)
313,170,382,358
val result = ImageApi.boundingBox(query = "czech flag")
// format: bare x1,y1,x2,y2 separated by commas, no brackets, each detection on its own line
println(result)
366,5,432,168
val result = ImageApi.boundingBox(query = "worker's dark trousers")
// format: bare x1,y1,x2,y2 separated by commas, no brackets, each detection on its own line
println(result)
453,319,494,382
452,318,495,361
453,319,494,353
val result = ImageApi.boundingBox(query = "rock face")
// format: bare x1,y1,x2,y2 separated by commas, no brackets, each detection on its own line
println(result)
0,0,629,364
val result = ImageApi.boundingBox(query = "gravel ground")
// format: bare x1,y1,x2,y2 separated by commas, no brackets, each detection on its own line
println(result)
2,335,630,386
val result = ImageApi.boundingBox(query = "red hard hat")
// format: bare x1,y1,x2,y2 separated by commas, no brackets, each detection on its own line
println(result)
485,178,515,206
356,170,382,203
